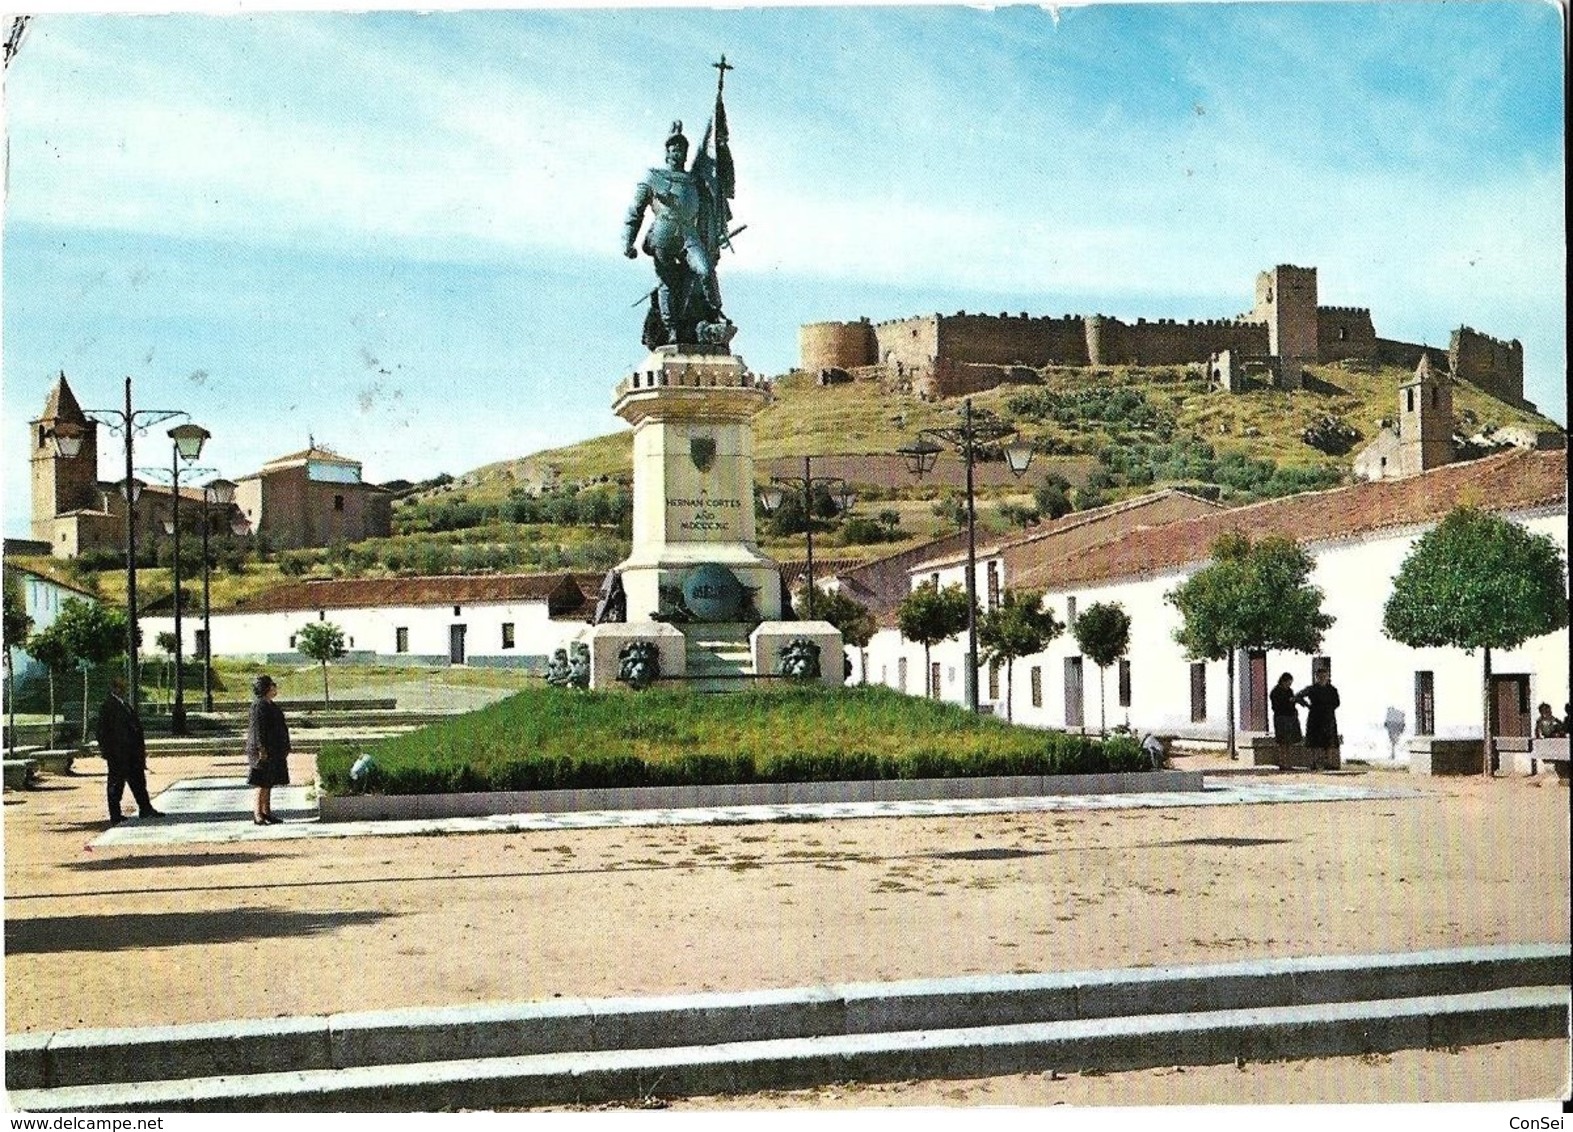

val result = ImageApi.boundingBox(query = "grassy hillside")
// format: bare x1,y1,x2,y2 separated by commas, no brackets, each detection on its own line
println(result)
35,358,1561,611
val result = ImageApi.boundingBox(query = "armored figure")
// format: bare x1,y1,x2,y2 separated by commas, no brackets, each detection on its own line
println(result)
622,59,739,349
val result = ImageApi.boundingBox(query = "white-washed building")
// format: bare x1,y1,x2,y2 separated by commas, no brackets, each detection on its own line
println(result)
139,573,593,672
3,565,101,685
855,449,1568,763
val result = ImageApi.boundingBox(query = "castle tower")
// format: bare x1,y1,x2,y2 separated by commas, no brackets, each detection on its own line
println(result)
1397,353,1453,476
1251,265,1318,390
28,373,99,542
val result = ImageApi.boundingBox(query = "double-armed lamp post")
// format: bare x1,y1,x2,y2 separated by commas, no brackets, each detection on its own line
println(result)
757,456,855,620
45,377,197,714
898,398,1035,713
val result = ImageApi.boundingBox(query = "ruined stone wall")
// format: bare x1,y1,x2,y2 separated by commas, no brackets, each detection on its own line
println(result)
1374,338,1443,373
935,313,1091,369
870,315,942,381
800,319,877,372
1450,326,1524,405
1085,316,1267,367
1317,306,1378,359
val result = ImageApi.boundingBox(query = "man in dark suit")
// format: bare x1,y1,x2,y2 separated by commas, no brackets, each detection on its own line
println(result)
96,676,160,825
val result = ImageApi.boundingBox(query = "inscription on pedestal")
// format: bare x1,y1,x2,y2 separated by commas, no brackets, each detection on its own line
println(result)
667,492,743,538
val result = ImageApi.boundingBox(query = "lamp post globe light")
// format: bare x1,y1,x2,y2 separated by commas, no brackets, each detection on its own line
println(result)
198,478,238,712
897,397,1033,713
48,378,191,710
757,455,855,620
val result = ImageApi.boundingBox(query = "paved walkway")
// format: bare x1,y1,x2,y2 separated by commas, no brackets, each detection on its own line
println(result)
92,775,1424,847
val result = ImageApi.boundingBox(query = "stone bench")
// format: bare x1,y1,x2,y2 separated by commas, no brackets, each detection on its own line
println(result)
31,749,78,775
1527,737,1570,781
1409,737,1484,776
2,759,39,790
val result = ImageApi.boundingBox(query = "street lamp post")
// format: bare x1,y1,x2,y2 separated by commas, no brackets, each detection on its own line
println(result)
198,479,239,712
46,377,189,710
898,398,1035,713
158,424,212,732
757,455,855,620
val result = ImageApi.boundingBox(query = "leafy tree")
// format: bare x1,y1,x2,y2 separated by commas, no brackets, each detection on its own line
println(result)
53,599,129,745
1033,475,1073,520
296,621,348,706
22,623,70,748
896,580,973,699
1166,533,1334,758
795,587,875,683
930,494,967,530
978,589,1063,721
4,577,32,752
1073,601,1132,736
1382,507,1568,775
998,502,1040,530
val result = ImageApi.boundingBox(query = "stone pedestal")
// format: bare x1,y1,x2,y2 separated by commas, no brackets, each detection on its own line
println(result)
752,621,845,688
612,347,782,625
585,622,687,691
1409,737,1485,776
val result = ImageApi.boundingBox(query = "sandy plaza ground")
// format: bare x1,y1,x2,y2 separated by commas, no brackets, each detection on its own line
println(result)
3,749,1569,1108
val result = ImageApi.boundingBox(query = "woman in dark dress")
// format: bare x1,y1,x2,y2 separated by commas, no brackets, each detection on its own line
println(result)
1295,669,1341,768
245,674,290,825
1269,672,1302,745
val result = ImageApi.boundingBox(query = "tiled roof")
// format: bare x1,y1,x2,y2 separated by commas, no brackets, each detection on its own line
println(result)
228,573,584,614
261,445,361,470
1011,448,1567,592
779,557,868,590
5,562,100,600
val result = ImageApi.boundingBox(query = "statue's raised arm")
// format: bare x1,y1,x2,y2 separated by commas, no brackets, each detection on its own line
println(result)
621,58,739,351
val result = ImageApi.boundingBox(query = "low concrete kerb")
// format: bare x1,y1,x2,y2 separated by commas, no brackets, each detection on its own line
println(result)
317,769,1206,822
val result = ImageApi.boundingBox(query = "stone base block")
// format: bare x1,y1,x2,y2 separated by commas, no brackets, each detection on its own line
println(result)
751,621,845,688
1409,737,1485,776
586,622,687,691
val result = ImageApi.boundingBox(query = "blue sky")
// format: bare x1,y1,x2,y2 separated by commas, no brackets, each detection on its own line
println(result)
3,2,1565,538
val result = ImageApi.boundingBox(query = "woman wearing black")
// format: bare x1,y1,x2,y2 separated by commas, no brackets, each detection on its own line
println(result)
1269,672,1301,745
1296,668,1341,769
245,674,290,825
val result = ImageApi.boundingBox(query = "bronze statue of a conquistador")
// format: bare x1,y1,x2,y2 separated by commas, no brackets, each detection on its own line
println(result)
622,57,740,350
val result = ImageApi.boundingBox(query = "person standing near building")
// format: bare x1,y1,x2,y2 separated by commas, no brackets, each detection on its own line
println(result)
1269,672,1302,746
245,674,290,825
1296,669,1341,769
96,675,160,826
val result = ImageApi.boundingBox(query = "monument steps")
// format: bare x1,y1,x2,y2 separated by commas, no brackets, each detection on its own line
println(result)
8,944,1567,1112
681,623,757,692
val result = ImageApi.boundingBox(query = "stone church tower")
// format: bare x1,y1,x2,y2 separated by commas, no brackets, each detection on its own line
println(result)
1397,353,1453,477
28,373,99,542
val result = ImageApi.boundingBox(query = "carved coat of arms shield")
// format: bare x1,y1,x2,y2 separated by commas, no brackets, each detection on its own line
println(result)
690,436,717,472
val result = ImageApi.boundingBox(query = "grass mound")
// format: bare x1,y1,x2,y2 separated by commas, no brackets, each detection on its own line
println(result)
318,685,1148,795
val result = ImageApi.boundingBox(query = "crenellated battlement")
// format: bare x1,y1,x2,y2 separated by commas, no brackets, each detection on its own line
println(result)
798,264,1524,406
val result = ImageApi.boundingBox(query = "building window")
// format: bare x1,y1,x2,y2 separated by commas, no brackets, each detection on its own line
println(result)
395,627,409,654
1066,596,1078,624
1406,388,1415,412
1030,666,1043,708
502,622,515,649
1431,387,1439,409
333,494,345,512
986,561,1000,611
1190,662,1207,722
987,661,1000,701
929,662,942,699
288,634,296,649
454,606,462,616
1338,326,1349,342
318,610,325,621
1118,659,1132,707
1414,671,1435,736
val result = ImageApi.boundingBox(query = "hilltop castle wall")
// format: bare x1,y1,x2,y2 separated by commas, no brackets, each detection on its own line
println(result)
1317,306,1378,359
800,319,878,372
1450,326,1525,405
799,267,1526,409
